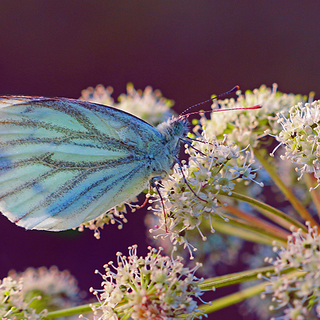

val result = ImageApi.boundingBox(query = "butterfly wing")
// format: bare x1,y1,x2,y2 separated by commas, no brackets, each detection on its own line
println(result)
0,96,162,231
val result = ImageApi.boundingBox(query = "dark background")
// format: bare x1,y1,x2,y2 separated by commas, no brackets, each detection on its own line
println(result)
0,1,319,319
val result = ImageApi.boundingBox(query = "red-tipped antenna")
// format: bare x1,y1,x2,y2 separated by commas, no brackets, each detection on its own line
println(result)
180,85,240,116
184,104,262,118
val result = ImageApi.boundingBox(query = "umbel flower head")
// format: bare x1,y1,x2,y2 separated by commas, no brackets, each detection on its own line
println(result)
80,84,114,106
89,245,206,320
80,83,174,126
8,266,81,314
263,222,320,320
149,131,261,257
0,266,82,320
275,99,320,190
0,276,44,320
116,83,174,126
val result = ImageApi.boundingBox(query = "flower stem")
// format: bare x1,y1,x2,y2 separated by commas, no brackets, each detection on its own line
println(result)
219,190,307,232
198,281,267,315
199,269,302,315
254,149,317,226
43,303,95,319
223,204,290,241
212,217,287,246
199,265,275,290
304,173,320,222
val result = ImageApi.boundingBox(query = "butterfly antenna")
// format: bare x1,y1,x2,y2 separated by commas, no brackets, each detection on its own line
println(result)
180,85,239,116
182,104,262,118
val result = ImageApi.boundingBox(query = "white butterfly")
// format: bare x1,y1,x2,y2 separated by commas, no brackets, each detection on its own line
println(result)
0,96,189,231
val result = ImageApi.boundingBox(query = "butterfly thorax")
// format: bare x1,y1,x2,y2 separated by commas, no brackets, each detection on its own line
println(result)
149,117,189,178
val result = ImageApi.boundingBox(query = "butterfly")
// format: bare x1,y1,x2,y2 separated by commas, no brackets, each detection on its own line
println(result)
0,94,193,231
0,87,259,232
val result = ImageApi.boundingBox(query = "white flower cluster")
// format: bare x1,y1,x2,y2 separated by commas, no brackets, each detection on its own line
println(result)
117,83,174,126
199,84,304,148
263,222,320,320
78,84,174,237
90,245,205,320
8,266,81,312
275,100,320,190
77,196,139,239
80,84,114,106
146,211,244,277
0,266,82,320
0,276,44,320
80,83,174,126
150,132,261,257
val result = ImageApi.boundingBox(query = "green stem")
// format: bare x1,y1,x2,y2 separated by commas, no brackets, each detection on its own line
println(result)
223,205,291,240
304,173,320,222
200,265,295,290
43,303,95,319
199,281,267,315
199,269,305,315
219,190,307,232
254,149,317,226
199,265,275,290
213,217,287,246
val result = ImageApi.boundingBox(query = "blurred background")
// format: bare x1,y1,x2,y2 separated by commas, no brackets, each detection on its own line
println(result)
0,1,319,319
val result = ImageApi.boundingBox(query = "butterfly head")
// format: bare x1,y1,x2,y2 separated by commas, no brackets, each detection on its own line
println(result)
157,115,189,142
153,116,190,174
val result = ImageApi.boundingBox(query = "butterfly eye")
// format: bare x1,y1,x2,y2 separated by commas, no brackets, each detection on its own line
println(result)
172,121,186,136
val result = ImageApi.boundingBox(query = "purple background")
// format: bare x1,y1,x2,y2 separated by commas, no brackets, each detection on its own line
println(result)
0,1,319,318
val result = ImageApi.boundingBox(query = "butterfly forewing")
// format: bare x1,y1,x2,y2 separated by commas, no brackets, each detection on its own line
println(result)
0,97,164,230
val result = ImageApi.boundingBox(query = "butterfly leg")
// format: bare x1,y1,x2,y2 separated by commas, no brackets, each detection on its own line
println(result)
136,184,151,210
150,177,168,233
175,157,208,203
